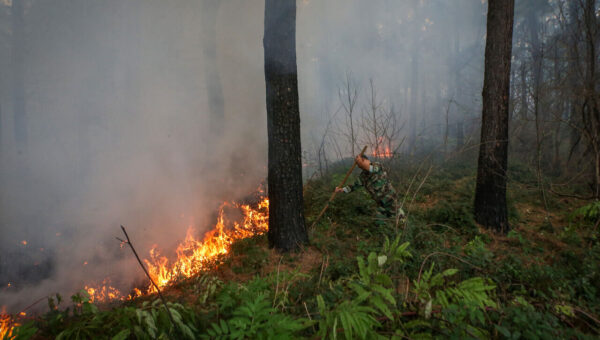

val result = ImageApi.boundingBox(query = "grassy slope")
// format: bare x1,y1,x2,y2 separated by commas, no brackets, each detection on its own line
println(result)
12,155,600,339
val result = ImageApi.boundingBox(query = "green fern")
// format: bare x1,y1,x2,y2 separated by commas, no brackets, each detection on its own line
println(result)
194,274,223,305
313,238,412,339
203,294,308,339
382,236,412,264
410,262,496,337
52,297,198,340
414,263,496,313
316,295,383,340
571,200,600,222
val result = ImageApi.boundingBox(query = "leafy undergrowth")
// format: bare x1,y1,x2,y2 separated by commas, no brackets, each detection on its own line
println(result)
7,157,600,339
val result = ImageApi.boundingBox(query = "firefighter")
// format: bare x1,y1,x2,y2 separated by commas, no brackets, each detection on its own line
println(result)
335,154,405,225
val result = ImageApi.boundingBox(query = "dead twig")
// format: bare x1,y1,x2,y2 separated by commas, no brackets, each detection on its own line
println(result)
19,296,49,314
273,256,283,308
117,225,175,327
317,254,329,288
303,302,317,332
406,165,434,219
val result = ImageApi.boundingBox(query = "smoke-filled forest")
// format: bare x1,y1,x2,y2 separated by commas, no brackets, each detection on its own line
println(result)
0,0,599,338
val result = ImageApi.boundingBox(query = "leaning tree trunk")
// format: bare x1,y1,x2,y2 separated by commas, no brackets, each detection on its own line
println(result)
263,0,308,252
474,0,514,234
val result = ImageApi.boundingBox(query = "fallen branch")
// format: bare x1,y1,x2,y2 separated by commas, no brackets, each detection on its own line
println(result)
572,307,600,328
548,186,594,201
117,225,175,327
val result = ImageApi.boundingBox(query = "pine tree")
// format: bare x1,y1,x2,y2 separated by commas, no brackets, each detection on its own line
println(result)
474,0,515,234
263,0,308,251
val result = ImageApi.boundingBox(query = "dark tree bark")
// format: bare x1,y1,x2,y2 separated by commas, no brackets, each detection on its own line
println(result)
12,0,27,150
566,1,582,164
263,0,308,252
474,0,514,234
551,43,562,173
582,0,599,198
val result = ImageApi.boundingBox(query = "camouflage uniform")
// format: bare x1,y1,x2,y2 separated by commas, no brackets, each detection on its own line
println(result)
343,162,405,225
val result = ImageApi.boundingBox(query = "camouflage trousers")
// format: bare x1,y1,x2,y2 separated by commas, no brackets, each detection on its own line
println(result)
374,201,406,227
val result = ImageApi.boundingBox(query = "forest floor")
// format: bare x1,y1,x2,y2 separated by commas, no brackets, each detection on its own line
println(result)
8,154,600,339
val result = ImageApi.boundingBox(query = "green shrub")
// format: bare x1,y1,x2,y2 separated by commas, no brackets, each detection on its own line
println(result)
464,235,494,267
203,294,308,339
40,290,198,340
492,305,564,339
426,200,477,232
314,237,411,339
571,201,600,224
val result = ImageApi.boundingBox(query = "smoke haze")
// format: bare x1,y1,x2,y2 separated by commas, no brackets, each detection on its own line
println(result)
0,0,490,311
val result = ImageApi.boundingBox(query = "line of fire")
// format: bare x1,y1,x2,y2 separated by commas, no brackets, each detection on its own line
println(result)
1,193,270,338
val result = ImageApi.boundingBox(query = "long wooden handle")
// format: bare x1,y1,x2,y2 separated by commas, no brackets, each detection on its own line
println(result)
309,145,368,229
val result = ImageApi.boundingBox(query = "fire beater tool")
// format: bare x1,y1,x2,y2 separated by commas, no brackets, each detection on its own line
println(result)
310,145,368,229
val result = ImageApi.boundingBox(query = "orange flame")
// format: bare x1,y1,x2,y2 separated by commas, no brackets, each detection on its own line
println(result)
84,278,125,303
85,196,269,302
145,198,269,292
0,307,18,340
372,138,393,158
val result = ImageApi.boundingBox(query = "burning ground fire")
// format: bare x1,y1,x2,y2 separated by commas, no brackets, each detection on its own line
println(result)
0,195,268,337
372,138,394,158
87,196,269,302
0,308,18,340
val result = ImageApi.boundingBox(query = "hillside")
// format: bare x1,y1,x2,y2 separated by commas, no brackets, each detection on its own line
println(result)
3,156,600,339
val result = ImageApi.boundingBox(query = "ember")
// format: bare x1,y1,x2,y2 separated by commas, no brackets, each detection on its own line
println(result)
84,279,124,303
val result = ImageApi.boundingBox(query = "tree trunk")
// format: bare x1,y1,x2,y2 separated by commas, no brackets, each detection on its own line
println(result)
474,0,514,234
12,0,27,150
264,0,308,252
529,13,548,211
583,0,599,198
566,0,582,164
552,43,562,173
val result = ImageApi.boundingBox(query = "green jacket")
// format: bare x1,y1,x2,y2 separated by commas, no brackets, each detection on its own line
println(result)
343,162,397,208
